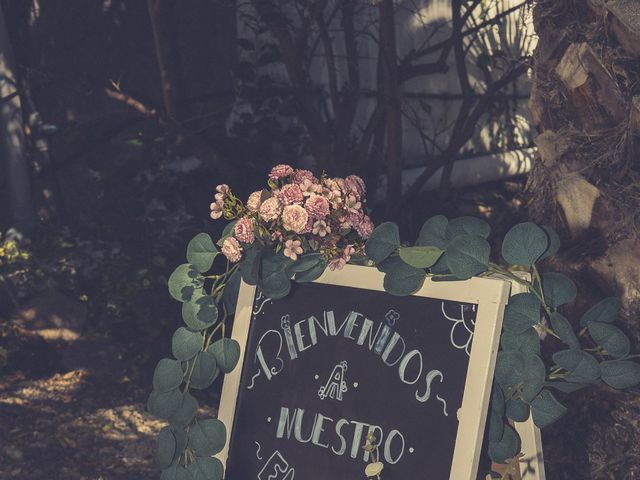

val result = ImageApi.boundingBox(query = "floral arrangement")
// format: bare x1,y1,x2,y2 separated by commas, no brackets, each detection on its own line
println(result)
210,165,373,271
149,168,640,480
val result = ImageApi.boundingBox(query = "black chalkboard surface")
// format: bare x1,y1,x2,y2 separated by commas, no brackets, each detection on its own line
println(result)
217,265,510,480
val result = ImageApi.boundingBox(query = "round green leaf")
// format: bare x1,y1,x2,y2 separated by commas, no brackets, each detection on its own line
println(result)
169,392,199,428
289,253,323,273
161,465,193,480
398,246,443,268
187,233,218,273
157,426,177,468
383,261,426,296
539,225,561,260
260,251,291,299
503,293,541,334
239,247,260,286
168,264,203,302
445,234,490,279
600,360,640,389
495,351,545,402
148,388,183,419
446,216,491,240
188,457,224,480
182,294,218,331
416,215,448,249
365,222,400,263
430,253,451,275
549,312,580,349
488,423,519,464
294,255,327,283
501,222,549,266
541,272,577,309
506,399,530,422
153,358,185,392
552,349,600,384
588,322,631,359
500,328,541,356
188,351,219,390
544,381,590,393
217,220,237,245
580,297,621,328
188,419,227,456
531,389,567,428
172,327,204,362
488,384,505,443
209,338,241,374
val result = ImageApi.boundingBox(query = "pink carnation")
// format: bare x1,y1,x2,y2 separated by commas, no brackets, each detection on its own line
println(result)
345,175,366,198
269,164,294,180
259,197,282,221
305,195,330,220
221,237,242,263
234,217,255,244
247,191,262,213
276,184,304,205
355,215,374,239
282,205,309,234
292,169,316,184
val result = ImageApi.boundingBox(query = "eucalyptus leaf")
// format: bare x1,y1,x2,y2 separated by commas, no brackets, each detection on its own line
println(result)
539,225,561,260
188,351,219,390
188,419,227,456
587,322,631,359
416,215,448,249
218,221,237,245
153,358,185,392
182,294,218,331
172,327,204,362
500,328,541,356
488,384,505,443
445,234,490,279
289,253,323,273
156,426,177,469
531,389,567,428
260,251,291,299
541,272,577,309
398,245,443,268
580,297,621,327
501,222,549,266
488,423,519,464
502,293,541,334
161,465,193,480
188,457,224,480
544,381,591,393
506,399,530,422
168,264,202,302
148,388,183,419
600,360,640,389
430,253,451,275
376,254,402,274
239,247,261,286
294,255,327,283
169,393,199,428
495,351,545,402
550,312,580,349
552,349,600,384
446,216,491,240
365,222,400,263
383,261,426,296
187,233,218,273
209,338,241,373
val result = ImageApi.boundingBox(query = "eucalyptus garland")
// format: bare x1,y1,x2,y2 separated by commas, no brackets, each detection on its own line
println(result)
149,168,640,480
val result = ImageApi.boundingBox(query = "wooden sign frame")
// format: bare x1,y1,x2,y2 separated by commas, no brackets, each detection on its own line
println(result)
217,264,511,479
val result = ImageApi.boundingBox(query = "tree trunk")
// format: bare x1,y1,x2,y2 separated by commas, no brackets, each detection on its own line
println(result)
528,0,640,476
0,2,33,235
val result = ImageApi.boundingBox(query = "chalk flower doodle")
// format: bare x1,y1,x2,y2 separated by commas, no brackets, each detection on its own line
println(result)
258,451,296,480
385,309,400,326
441,302,476,357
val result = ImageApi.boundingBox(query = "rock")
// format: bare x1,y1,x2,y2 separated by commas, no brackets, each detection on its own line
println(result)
555,172,601,237
606,0,640,57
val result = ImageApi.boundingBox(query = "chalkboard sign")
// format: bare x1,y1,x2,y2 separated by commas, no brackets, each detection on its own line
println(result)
217,264,510,479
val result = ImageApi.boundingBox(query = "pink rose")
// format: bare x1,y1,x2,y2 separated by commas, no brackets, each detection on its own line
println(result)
276,184,304,205
259,197,282,221
221,237,242,263
269,164,294,180
292,169,316,184
305,194,330,220
210,201,223,220
282,204,309,234
234,217,255,244
246,191,263,213
283,239,303,261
